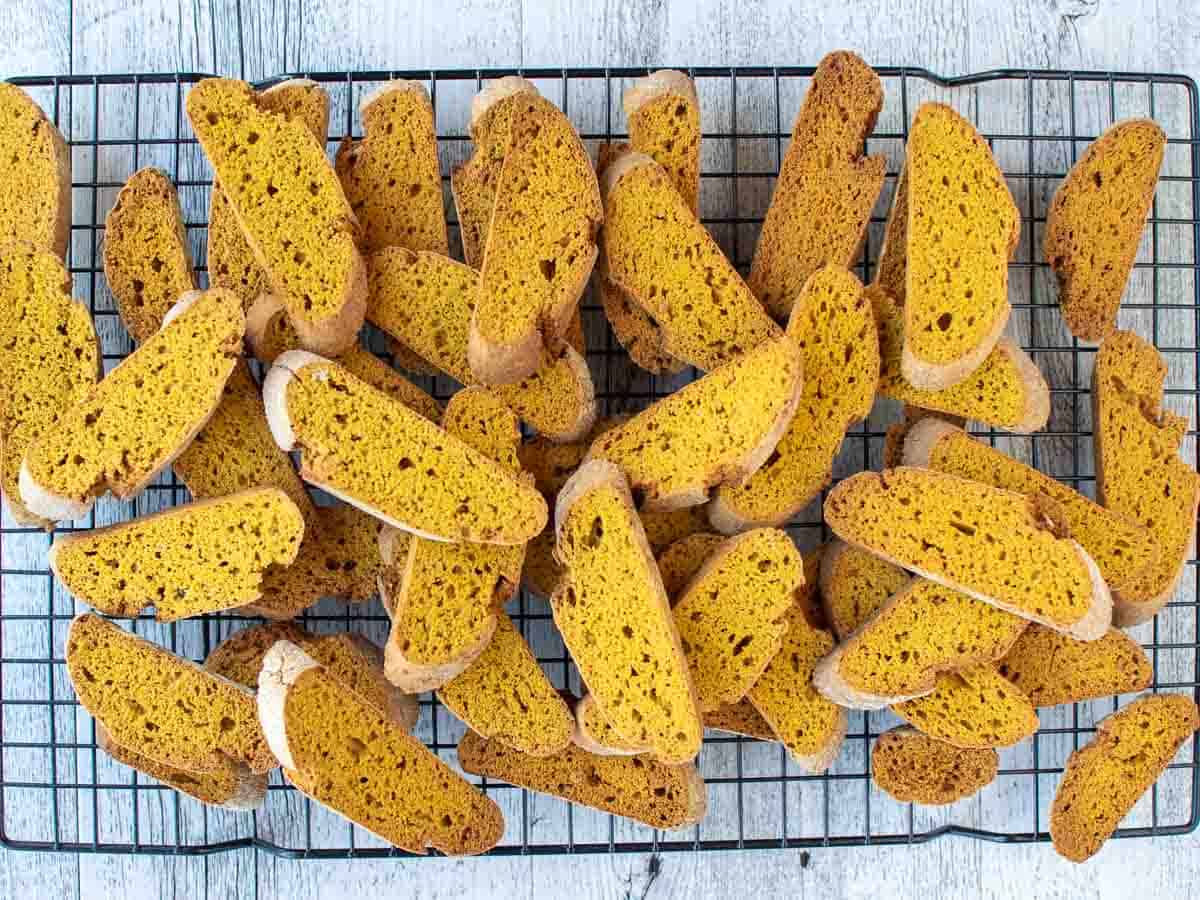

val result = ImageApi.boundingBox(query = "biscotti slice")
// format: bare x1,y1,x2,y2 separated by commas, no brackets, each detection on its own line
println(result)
871,286,1050,432
20,288,243,523
747,51,886,321
709,267,879,531
587,336,803,510
379,389,526,691
335,81,447,255
819,540,911,640
902,103,1020,390
469,91,602,385
704,700,778,742
97,724,267,811
903,419,1158,597
553,460,703,763
1045,120,1166,341
437,611,573,756
571,692,648,756
337,345,441,422
0,244,98,527
656,532,726,598
882,407,966,469
517,416,625,497
367,247,596,441
1051,694,1199,862
66,614,274,773
998,624,1152,708
459,730,705,831
1094,331,1200,624
258,641,503,855
50,487,304,621
874,162,909,305
600,149,781,371
872,726,998,805
263,350,546,544
0,84,70,257
187,78,365,356
824,468,1112,640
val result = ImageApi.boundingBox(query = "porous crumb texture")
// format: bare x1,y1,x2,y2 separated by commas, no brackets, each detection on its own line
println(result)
554,467,702,763
437,612,573,756
280,357,546,544
244,295,299,363
587,336,803,510
337,345,441,423
23,287,242,508
882,407,966,469
102,168,195,341
703,699,778,741
747,51,886,321
657,532,725,599
712,267,878,528
673,529,801,710
204,621,310,687
0,83,70,257
874,164,909,305
626,75,701,214
208,81,330,310
998,625,1152,708
824,468,1099,629
1045,119,1166,341
66,614,272,773
335,82,448,255
820,543,909,640
904,102,1019,369
52,488,304,621
1094,331,1200,619
602,154,780,371
1051,695,1199,862
458,731,706,830
0,244,97,526
280,664,502,855
640,505,711,551
871,727,998,805
917,424,1157,597
893,664,1039,749
575,693,649,753
518,416,624,497
521,525,562,598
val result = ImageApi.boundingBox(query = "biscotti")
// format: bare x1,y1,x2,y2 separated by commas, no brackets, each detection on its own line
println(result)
903,103,1019,390
187,78,365,356
335,81,447,255
747,51,886,321
587,336,803,510
103,168,196,341
872,726,998,805
998,625,1152,708
258,641,503,855
0,244,98,527
709,267,879,531
367,247,596,441
263,350,546,544
517,416,624,497
553,460,703,763
704,700,778,742
571,692,648,755
458,730,706,831
903,418,1157,597
469,91,602,385
824,468,1112,640
1094,331,1200,624
882,407,965,469
1045,119,1166,341
1051,694,1198,862
656,532,726,598
0,84,71,257
600,149,781,371
819,540,910,640
20,288,243,523
336,345,441,422
67,614,274,773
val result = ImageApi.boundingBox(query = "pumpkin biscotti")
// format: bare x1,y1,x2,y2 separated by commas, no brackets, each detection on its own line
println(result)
600,149,781,371
187,78,365,356
20,288,243,523
0,84,71,258
553,460,703,764
1051,694,1199,862
998,624,1152,708
1094,331,1200,625
902,103,1019,390
872,726,998,805
709,267,879,531
1045,119,1166,341
824,468,1112,640
0,244,98,527
747,51,886,321
258,641,503,855
263,350,546,544
587,335,803,510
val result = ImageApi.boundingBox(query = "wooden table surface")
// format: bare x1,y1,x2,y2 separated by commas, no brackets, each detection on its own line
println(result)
2,1,1200,897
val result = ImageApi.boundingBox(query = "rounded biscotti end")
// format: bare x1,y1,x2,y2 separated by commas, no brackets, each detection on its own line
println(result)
597,148,656,203
898,417,960,468
1064,543,1113,642
622,70,698,119
288,241,368,357
570,694,645,757
261,77,320,96
999,338,1052,432
384,622,495,694
0,83,72,258
470,76,539,129
244,293,297,363
795,706,848,775
467,310,546,386
553,458,629,542
161,289,207,328
19,461,92,522
901,300,1011,391
546,343,599,442
262,349,328,451
358,79,430,119
872,726,999,805
812,640,934,711
705,488,755,535
256,639,322,772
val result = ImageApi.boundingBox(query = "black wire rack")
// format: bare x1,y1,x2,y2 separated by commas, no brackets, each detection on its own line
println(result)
0,65,1198,858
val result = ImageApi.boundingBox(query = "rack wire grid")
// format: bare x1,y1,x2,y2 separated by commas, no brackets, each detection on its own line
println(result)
0,65,1197,859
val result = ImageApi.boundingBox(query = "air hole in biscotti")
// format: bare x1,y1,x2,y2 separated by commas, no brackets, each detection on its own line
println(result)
937,312,953,331
949,521,976,538
247,131,259,145
539,259,556,282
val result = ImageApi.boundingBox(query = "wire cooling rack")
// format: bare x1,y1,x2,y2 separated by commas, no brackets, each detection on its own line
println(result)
0,65,1198,858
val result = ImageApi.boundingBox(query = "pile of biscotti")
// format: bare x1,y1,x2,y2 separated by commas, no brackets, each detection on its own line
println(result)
0,49,1197,862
